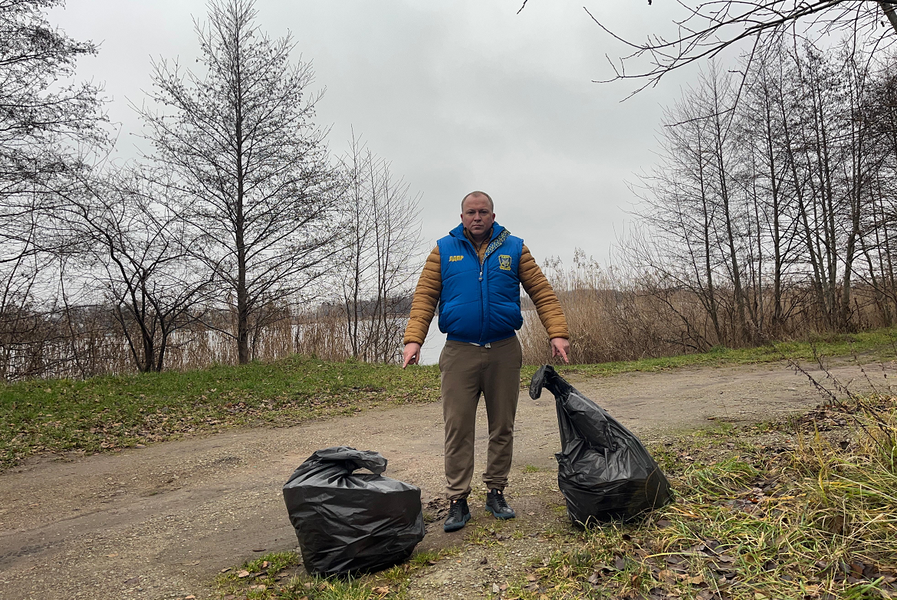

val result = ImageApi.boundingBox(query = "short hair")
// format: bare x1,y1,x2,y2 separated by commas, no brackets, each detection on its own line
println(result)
461,191,494,212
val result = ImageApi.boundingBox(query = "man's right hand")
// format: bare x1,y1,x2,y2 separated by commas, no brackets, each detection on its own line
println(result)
402,343,421,368
550,337,571,364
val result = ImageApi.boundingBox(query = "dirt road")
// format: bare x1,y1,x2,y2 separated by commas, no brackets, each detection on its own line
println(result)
1,359,893,600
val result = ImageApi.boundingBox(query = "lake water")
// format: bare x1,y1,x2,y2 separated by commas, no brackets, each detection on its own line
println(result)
418,323,446,365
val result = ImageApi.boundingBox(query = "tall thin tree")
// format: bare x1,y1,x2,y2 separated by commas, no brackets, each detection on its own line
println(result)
137,0,340,364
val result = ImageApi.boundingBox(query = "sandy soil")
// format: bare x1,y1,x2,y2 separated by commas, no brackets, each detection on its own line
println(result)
0,358,893,600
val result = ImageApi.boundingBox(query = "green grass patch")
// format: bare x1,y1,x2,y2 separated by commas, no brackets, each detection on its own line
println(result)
528,326,897,380
0,355,440,470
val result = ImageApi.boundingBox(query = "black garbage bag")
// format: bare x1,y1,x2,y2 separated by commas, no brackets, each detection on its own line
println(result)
529,365,673,526
282,446,426,576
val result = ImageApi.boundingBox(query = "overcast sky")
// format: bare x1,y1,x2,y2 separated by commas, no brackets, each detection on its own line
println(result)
50,0,696,270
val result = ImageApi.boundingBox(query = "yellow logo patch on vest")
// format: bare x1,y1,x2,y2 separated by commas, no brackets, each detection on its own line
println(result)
449,255,464,262
499,255,512,271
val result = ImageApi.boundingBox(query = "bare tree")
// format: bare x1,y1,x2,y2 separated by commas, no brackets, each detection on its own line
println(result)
337,134,422,363
57,169,213,372
631,35,897,343
854,54,897,323
732,40,804,334
0,0,107,378
630,65,758,347
137,0,341,364
0,234,55,379
0,0,106,201
534,1,897,94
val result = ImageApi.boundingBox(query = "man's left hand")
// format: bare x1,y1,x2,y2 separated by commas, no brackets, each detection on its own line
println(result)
550,338,570,363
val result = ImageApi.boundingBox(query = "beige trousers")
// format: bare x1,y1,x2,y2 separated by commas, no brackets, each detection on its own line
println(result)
439,336,523,500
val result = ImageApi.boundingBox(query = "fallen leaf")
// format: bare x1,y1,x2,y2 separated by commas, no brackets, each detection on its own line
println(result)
715,554,735,563
658,569,677,584
237,569,250,578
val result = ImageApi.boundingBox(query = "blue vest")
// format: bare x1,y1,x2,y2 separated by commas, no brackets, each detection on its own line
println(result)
437,222,524,344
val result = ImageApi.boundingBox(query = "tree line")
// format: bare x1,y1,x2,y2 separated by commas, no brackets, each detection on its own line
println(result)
517,0,897,363
0,0,420,379
599,37,897,358
5,1,897,378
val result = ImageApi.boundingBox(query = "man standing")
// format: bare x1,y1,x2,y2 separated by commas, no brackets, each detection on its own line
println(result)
402,191,570,532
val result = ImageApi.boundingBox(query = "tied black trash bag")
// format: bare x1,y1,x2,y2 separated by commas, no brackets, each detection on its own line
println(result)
282,446,426,576
529,365,673,526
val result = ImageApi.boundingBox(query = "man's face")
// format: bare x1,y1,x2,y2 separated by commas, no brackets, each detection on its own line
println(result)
461,195,495,241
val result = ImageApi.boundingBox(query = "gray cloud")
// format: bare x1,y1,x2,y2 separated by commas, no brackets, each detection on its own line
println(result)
51,0,687,266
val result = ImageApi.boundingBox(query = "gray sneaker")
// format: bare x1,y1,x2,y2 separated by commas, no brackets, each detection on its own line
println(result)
485,488,516,519
444,498,471,532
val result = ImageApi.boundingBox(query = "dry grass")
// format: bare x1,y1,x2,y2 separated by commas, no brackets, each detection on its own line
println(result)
520,250,897,366
499,396,897,600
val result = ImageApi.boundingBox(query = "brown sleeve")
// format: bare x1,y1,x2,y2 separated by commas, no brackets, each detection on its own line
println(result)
519,244,569,340
403,246,442,345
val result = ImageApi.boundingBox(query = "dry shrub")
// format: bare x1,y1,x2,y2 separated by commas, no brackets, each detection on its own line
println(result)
1,298,394,379
519,249,897,364
293,312,353,362
520,250,705,364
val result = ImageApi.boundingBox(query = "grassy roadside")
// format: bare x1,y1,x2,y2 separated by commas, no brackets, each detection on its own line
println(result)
2,328,895,472
532,327,897,379
0,355,441,470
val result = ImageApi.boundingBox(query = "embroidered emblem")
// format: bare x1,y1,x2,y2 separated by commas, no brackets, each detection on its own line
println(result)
499,255,512,271
449,255,464,262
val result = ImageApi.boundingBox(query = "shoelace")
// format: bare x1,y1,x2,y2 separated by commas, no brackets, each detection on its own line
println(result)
491,492,510,510
448,501,465,518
